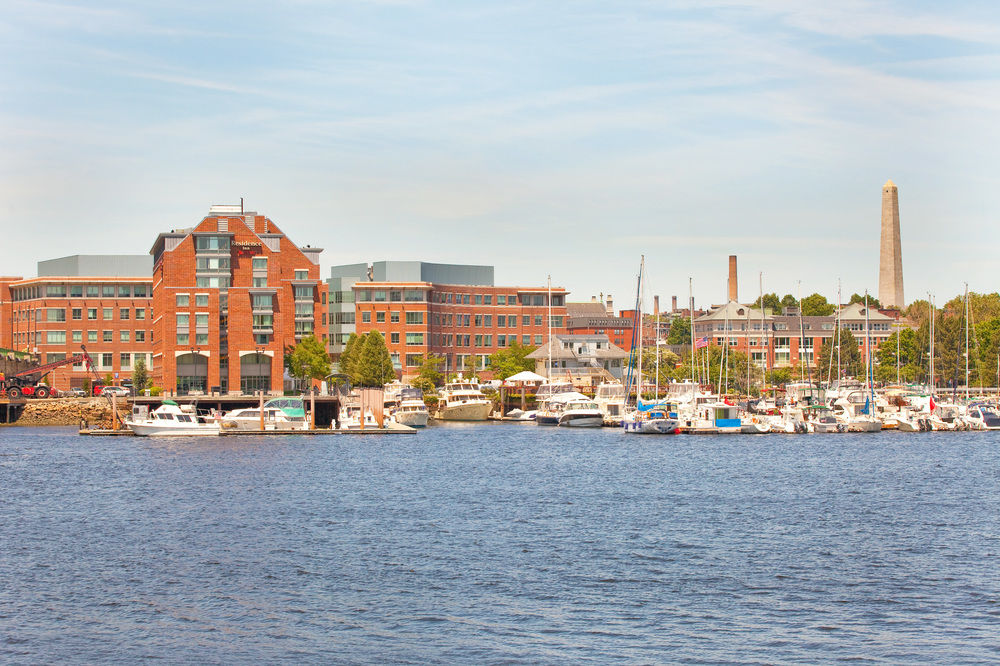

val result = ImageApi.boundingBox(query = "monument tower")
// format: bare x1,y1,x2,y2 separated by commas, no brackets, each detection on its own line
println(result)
878,179,904,308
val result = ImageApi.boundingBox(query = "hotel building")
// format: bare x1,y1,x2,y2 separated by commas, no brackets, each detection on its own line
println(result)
150,206,325,395
0,255,154,390
328,261,569,379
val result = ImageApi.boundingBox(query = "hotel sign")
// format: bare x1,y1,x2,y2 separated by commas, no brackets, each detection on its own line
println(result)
233,240,261,257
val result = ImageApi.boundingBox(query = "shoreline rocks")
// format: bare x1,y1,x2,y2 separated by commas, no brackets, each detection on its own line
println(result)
9,398,121,427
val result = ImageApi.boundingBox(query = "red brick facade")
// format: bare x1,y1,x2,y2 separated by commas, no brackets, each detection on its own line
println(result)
352,282,568,379
151,210,325,395
0,276,154,390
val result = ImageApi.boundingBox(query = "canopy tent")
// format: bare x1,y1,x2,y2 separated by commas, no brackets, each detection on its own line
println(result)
503,371,547,384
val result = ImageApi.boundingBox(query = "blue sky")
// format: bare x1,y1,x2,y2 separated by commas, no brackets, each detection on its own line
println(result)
2,0,999,308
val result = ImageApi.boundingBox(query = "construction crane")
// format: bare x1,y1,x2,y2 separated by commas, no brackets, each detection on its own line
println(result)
0,345,102,399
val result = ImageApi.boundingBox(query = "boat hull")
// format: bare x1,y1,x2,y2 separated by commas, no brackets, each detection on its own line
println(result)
437,401,492,421
623,418,680,434
127,421,220,437
394,411,429,428
558,413,603,427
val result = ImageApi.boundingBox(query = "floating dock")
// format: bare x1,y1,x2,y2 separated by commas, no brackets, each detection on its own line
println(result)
79,425,416,436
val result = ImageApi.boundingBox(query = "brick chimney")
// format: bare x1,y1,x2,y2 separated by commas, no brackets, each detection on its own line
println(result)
728,255,738,302
671,295,678,312
606,295,613,314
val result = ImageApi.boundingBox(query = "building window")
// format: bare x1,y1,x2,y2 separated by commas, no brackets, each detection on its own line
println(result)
497,295,506,305
120,353,132,369
87,331,97,343
390,290,402,302
103,330,113,343
252,293,273,310
484,315,492,327
534,335,543,345
406,333,424,345
118,285,131,297
46,308,66,322
374,290,386,302
135,330,145,342
498,335,506,347
103,308,113,320
196,334,209,345
134,285,148,297
406,290,425,302
522,335,531,345
523,315,531,326
176,333,189,345
551,316,563,328
69,285,83,298
101,353,113,369
294,270,309,280
252,314,273,329
120,330,130,343
120,308,130,320
72,308,82,320
176,314,189,328
195,236,230,252
376,311,385,323
135,308,145,320
484,295,492,305
88,308,97,320
390,311,400,323
406,354,421,367
46,331,66,344
475,295,483,305
86,285,99,297
46,285,66,297
405,312,424,325
176,294,189,308
195,314,209,328
195,294,209,307
534,315,543,326
484,335,492,346
361,312,371,323
72,330,82,343
391,332,400,344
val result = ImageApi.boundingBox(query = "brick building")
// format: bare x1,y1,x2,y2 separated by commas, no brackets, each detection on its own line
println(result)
328,261,569,380
150,205,325,395
565,298,635,353
0,255,154,391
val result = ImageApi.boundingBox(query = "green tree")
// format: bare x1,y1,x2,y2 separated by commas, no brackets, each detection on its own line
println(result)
903,298,932,328
288,334,332,387
666,316,690,345
355,331,395,387
463,354,480,381
754,293,782,313
766,367,793,386
800,293,835,316
875,327,925,384
780,294,798,310
487,341,536,380
849,293,882,310
815,327,866,379
131,357,150,392
415,353,445,388
338,332,362,381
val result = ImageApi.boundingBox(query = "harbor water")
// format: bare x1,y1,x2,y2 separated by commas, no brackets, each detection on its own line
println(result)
2,424,999,663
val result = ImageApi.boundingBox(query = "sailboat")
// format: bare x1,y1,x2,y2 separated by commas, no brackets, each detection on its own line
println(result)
622,257,681,435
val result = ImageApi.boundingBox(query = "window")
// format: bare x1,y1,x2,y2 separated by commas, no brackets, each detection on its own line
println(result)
406,333,424,345
120,353,132,369
293,286,313,301
294,269,308,280
475,295,483,305
46,308,66,322
357,289,371,302
118,285,131,297
135,308,145,320
87,331,97,343
69,285,83,298
475,315,483,327
176,314,189,328
498,335,506,347
195,294,209,307
135,330,145,343
120,308,130,320
252,314,273,329
484,295,492,305
176,333,189,345
71,308,82,320
534,315,543,326
46,285,66,297
361,312,371,323
405,312,424,325
252,257,267,271
196,334,209,345
86,286,99,298
134,285,148,297
102,285,115,298
475,335,483,347
252,293,273,310
294,321,313,336
484,315,492,327
196,277,230,289
101,353,113,369
534,335,543,345
195,236,230,252
405,290,424,302
484,335,492,346
523,315,531,326
551,316,563,328
497,295,506,305
46,331,66,344
120,330,130,343
390,311,400,323
390,290,402,302
195,314,209,328
176,294,189,308
372,290,386,302
522,335,531,345
103,330,113,343
72,330,82,343
376,311,385,323
406,354,421,367
391,332,400,344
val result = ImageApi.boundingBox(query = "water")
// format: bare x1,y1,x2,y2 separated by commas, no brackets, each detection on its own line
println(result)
2,425,1000,663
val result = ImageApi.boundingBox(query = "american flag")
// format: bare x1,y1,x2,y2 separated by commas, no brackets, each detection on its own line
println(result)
694,335,709,349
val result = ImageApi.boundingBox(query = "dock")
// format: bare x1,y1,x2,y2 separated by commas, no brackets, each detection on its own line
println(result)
79,424,416,436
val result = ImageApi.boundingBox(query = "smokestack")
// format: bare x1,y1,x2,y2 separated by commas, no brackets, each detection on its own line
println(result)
606,295,613,315
654,295,660,316
591,295,597,303
728,255,738,302
671,295,678,312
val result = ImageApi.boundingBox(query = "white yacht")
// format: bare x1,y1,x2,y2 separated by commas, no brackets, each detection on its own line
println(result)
436,380,492,421
622,402,681,434
221,398,308,431
536,391,589,426
391,388,430,428
126,401,221,437
339,407,383,430
558,399,604,427
593,382,626,425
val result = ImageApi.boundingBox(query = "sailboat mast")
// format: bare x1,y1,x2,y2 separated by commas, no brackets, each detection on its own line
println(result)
929,293,935,396
637,257,644,403
689,278,695,391
965,283,970,402
758,272,764,398
547,275,552,380
654,291,660,401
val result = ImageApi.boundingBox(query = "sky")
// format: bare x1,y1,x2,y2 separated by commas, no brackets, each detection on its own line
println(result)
2,0,1000,309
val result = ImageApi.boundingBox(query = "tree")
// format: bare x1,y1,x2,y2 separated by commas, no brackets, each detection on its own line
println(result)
288,334,332,387
800,293,835,316
815,327,865,379
849,293,882,310
903,298,932,328
463,354,480,381
666,316,690,345
754,293,782,313
338,332,362,380
132,357,150,392
488,341,536,380
415,353,445,388
780,294,798,310
875,327,925,384
355,331,395,387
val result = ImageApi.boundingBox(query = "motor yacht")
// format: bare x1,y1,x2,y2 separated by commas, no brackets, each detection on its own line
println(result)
558,399,604,427
622,402,681,434
436,380,492,421
220,398,308,431
126,401,221,436
593,382,626,426
391,388,430,428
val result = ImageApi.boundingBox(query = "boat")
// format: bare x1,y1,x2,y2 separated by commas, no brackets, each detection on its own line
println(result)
536,391,590,425
677,402,742,434
623,402,681,434
558,398,604,427
504,408,538,421
339,407,383,430
390,388,430,428
805,405,845,433
964,403,1000,430
740,414,771,434
220,397,308,431
126,400,221,436
594,382,626,426
436,380,492,421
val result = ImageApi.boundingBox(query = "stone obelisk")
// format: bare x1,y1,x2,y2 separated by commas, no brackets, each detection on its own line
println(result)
878,179,904,308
